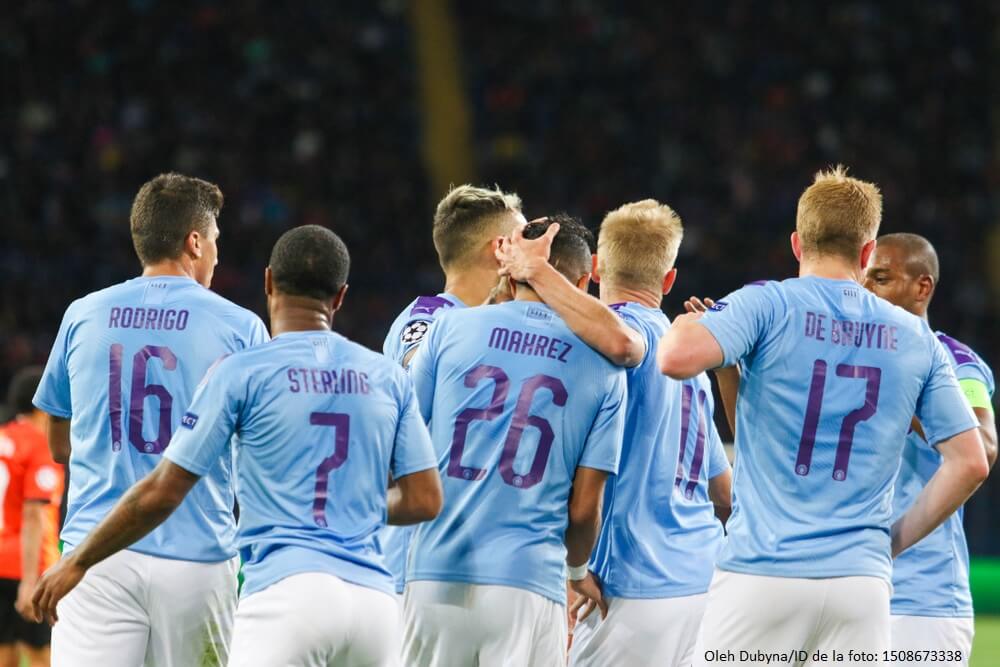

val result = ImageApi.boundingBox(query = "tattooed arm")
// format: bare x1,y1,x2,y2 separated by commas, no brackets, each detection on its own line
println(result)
31,460,199,624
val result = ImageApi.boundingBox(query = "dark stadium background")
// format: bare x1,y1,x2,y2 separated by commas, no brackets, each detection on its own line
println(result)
2,1,999,652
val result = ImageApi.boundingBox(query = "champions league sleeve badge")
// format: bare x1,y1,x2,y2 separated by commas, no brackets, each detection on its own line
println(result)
401,320,431,345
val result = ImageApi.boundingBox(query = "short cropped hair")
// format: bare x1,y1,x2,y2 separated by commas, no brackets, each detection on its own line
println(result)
521,215,593,284
269,225,350,300
877,232,940,283
7,366,43,416
433,184,522,270
130,173,224,266
796,165,882,260
597,199,683,291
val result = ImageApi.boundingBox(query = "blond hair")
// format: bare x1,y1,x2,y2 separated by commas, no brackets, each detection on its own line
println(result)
796,165,882,260
597,199,683,291
433,184,522,269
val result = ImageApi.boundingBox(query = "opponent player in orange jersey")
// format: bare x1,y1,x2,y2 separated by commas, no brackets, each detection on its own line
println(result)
0,367,64,667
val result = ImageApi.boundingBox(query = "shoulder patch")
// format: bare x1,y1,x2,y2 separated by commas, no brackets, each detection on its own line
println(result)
401,320,431,345
708,301,729,312
937,333,978,367
409,296,454,317
181,412,199,429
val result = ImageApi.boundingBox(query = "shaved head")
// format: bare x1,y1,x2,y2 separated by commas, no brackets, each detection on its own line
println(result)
863,232,939,317
876,233,940,283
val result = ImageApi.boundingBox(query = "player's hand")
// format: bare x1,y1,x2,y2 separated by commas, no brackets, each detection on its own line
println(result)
684,296,715,314
15,579,37,620
30,555,87,625
568,571,608,621
496,219,558,282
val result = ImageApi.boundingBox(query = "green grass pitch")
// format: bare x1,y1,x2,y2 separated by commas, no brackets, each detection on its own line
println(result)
971,616,1000,666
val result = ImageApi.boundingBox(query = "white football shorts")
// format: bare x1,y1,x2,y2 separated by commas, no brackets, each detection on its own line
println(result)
891,614,973,666
52,548,237,667
402,580,567,667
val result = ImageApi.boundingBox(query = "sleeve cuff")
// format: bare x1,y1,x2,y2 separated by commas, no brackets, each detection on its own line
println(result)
32,398,71,419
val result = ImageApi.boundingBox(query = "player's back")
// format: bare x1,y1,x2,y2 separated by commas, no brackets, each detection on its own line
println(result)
700,276,973,581
380,292,466,594
891,332,994,617
408,300,625,603
171,331,427,598
0,419,63,580
590,303,723,598
33,275,268,561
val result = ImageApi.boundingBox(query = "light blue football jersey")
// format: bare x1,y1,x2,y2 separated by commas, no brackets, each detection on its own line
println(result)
699,276,977,582
33,276,268,561
381,292,466,593
891,332,994,618
407,300,627,604
589,302,729,598
164,330,438,597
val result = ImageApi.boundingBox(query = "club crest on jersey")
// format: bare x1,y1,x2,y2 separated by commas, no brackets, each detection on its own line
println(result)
181,412,199,429
709,301,728,312
402,320,431,344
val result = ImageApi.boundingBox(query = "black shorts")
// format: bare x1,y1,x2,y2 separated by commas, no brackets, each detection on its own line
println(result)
0,578,50,648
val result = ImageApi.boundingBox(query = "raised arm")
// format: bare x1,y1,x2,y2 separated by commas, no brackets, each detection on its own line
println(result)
31,460,199,624
498,224,645,367
684,297,739,433
891,427,988,557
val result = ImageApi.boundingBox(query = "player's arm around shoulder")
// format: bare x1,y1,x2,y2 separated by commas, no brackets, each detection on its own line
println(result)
498,224,645,367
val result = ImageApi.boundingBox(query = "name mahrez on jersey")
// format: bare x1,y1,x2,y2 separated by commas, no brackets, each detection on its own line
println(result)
108,306,189,331
804,311,899,351
286,368,370,395
487,326,573,362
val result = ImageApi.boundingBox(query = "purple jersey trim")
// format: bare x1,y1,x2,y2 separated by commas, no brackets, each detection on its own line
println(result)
936,333,978,367
746,280,770,287
409,295,455,317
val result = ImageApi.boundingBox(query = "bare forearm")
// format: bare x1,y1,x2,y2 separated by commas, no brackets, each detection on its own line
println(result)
892,458,985,557
527,262,644,367
20,505,44,585
386,471,442,525
70,477,178,569
48,416,71,464
565,515,600,567
713,367,740,435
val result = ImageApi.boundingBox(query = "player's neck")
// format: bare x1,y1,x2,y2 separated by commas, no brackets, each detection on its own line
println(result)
141,258,196,281
798,255,864,284
512,283,544,303
600,284,661,309
268,295,334,336
443,265,496,307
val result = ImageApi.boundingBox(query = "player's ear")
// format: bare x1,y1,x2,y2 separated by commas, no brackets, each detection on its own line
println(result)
186,229,203,260
331,284,349,313
662,268,677,295
790,232,803,261
264,266,274,297
574,273,591,291
916,274,935,302
860,238,877,270
591,255,600,283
